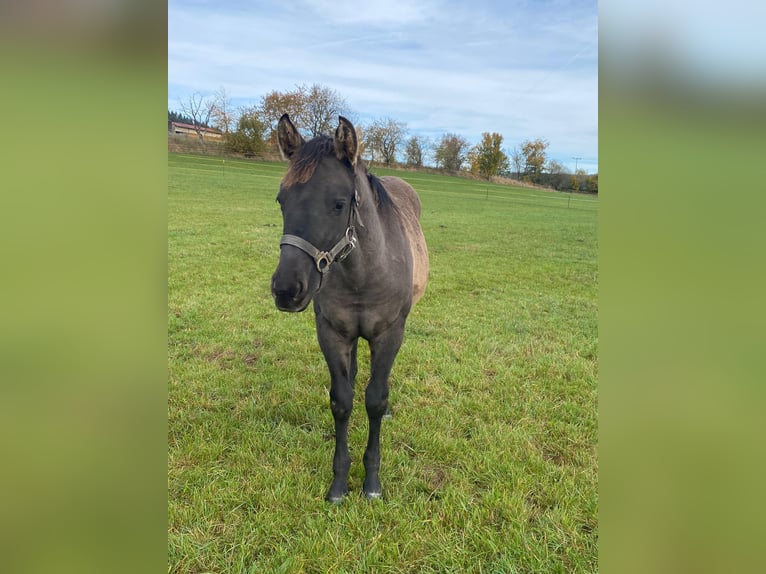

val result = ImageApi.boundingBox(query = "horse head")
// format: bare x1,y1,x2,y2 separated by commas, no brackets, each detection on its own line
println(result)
271,114,360,312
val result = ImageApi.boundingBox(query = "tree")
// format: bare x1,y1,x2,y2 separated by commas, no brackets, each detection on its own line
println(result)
363,118,407,165
404,135,428,167
259,89,306,145
434,133,470,172
521,138,548,182
224,107,266,156
585,173,598,193
179,92,216,143
259,83,352,143
210,87,235,135
469,132,509,180
510,146,524,179
300,83,350,138
168,110,195,125
545,159,570,190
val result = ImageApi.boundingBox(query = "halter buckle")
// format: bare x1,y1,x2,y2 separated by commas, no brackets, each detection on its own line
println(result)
335,227,357,262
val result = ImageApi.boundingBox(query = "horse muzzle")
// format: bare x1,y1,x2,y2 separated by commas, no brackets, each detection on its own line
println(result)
271,273,313,313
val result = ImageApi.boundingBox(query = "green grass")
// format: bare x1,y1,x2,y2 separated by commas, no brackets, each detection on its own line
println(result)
168,152,598,573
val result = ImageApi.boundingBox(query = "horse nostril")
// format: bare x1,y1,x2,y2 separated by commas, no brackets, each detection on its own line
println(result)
273,281,305,302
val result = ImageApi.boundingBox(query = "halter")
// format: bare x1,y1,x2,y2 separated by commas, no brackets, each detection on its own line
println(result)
279,188,360,275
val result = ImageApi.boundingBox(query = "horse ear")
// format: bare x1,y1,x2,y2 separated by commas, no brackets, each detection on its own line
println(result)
334,116,358,166
277,114,305,160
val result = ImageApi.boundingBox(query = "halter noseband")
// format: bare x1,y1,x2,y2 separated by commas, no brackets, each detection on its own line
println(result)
279,189,360,274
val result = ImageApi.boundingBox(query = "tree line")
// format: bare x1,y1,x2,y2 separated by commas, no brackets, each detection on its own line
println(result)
171,84,597,193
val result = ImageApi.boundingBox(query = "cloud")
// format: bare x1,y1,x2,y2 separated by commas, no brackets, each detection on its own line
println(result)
168,0,598,170
299,0,440,25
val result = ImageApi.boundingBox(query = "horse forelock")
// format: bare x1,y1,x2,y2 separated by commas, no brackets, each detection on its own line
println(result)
280,135,395,212
282,136,330,187
283,135,357,188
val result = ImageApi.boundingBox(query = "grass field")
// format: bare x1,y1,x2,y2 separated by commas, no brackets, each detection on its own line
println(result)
168,153,598,573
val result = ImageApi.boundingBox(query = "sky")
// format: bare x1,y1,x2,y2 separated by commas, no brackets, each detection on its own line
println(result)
168,0,598,174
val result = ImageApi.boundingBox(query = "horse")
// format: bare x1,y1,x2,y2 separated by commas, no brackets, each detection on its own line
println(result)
271,114,429,502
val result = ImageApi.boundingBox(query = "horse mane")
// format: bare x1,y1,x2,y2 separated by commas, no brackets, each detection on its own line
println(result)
367,172,395,209
282,135,394,209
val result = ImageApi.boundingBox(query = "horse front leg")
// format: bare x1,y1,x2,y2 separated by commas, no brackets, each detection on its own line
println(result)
363,319,405,499
316,316,357,503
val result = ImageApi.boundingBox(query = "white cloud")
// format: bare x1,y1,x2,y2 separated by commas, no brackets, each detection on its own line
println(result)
168,0,598,170
299,0,440,25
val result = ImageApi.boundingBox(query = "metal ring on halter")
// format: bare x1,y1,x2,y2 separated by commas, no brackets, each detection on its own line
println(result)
315,251,333,273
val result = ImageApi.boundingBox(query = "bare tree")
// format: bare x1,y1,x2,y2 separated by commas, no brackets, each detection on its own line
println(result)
404,135,428,167
546,159,570,190
510,146,524,179
546,159,566,174
363,118,407,165
179,92,216,143
362,122,383,163
210,87,235,135
300,83,350,138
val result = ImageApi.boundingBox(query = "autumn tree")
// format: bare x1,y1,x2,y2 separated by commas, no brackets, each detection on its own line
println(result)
585,173,598,193
224,107,267,156
469,132,509,180
434,133,470,172
259,83,352,143
259,89,306,145
521,138,548,182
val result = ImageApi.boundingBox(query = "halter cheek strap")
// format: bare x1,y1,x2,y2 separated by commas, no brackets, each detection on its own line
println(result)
279,189,360,274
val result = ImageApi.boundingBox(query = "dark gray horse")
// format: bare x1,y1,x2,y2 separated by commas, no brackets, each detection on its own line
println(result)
271,114,428,502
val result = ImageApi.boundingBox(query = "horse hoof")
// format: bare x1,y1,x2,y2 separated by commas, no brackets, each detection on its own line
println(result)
364,490,383,500
326,488,348,504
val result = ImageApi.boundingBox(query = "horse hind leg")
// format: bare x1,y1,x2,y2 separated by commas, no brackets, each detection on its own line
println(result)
363,321,405,500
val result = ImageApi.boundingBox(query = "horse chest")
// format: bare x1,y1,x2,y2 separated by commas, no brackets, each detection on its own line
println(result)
315,292,405,341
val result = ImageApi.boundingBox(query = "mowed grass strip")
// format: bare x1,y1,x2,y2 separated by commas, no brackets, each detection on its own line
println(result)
168,152,598,573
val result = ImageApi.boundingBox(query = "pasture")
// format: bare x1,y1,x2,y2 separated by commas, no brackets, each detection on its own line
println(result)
168,153,598,573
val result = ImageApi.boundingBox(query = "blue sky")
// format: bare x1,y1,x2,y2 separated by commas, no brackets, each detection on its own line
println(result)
169,0,598,173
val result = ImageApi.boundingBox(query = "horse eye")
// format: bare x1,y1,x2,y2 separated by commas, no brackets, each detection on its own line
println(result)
334,200,345,212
